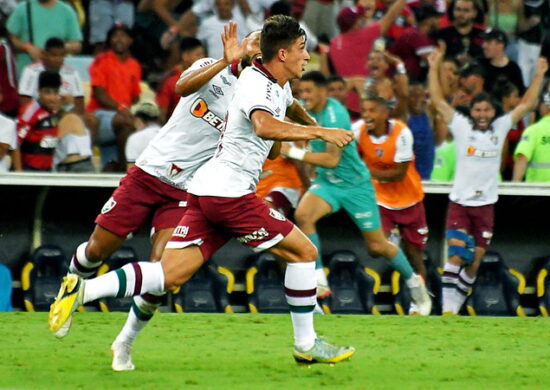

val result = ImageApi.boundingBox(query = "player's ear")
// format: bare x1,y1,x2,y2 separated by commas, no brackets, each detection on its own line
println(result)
278,48,287,62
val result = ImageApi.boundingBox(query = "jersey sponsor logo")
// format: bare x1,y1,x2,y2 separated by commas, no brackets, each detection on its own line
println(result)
101,197,117,214
237,227,269,244
191,98,225,131
39,135,58,149
354,211,372,219
269,208,286,221
173,225,189,238
466,146,497,158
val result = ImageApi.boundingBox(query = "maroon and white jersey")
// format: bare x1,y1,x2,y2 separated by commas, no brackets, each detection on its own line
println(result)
136,58,238,190
19,62,84,100
188,61,294,197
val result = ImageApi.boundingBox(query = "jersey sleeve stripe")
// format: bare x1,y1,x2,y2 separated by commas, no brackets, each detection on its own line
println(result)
247,106,275,119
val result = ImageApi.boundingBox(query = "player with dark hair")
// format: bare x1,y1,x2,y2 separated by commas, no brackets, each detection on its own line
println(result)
327,75,347,106
428,48,548,314
50,15,357,364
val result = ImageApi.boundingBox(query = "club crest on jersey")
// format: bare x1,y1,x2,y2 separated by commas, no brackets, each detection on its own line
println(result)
168,163,184,179
375,148,384,158
101,197,117,214
191,98,225,131
269,208,286,221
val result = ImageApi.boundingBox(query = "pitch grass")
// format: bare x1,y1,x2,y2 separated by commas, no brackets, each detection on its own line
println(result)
0,313,549,390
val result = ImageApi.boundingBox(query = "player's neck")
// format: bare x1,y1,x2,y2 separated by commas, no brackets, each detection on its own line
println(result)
260,60,289,87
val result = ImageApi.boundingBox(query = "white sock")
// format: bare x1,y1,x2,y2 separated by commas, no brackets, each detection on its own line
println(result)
454,268,476,313
69,242,103,278
285,262,317,351
442,263,460,313
83,262,164,304
114,292,164,345
316,268,328,286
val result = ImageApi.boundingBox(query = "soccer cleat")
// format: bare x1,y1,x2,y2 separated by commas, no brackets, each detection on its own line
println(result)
316,284,331,299
53,316,73,338
408,302,419,316
407,274,432,316
48,274,84,335
111,341,135,371
293,338,355,364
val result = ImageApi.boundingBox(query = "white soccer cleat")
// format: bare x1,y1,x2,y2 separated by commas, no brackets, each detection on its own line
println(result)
408,302,419,316
53,315,73,338
408,274,432,316
111,341,135,371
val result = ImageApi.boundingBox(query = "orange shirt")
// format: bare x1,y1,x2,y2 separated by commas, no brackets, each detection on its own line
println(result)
358,119,424,209
256,156,303,199
86,50,142,112
156,65,182,120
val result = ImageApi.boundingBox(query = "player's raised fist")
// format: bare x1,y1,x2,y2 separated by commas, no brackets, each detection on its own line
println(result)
320,129,354,148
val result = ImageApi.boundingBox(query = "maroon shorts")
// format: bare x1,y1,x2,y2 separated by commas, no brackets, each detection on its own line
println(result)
95,166,188,237
445,201,494,248
380,202,428,250
166,193,295,260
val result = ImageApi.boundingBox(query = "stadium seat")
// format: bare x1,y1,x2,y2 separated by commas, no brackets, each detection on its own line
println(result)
64,55,94,82
392,252,442,315
21,245,68,312
246,252,288,313
0,263,13,312
97,246,138,312
323,250,380,315
172,263,234,313
536,257,550,316
466,251,526,316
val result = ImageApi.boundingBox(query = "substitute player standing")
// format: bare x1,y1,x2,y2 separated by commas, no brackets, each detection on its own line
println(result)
58,23,261,371
428,49,548,314
50,15,357,364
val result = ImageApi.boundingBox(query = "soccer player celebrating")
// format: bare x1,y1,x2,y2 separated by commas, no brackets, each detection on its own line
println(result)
428,48,548,314
282,71,431,315
355,96,429,315
50,15,356,364
56,23,261,371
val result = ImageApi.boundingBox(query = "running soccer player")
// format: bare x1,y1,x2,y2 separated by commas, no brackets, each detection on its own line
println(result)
282,71,431,314
50,15,356,364
428,49,548,314
57,23,261,371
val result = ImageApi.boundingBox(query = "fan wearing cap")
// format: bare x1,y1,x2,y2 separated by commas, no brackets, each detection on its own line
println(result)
125,101,161,169
513,90,550,183
428,48,548,314
479,28,525,96
389,4,442,82
329,0,408,116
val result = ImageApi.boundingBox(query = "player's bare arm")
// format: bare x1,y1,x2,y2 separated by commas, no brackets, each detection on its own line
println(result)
280,141,342,168
268,141,282,159
251,110,354,147
371,161,409,182
379,0,407,35
286,100,318,126
427,49,455,124
176,22,248,97
510,57,549,124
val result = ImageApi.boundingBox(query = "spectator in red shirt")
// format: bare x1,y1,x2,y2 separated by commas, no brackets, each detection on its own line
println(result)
373,0,416,42
156,37,205,124
0,25,18,118
329,0,407,116
389,4,442,82
14,71,61,171
86,24,141,171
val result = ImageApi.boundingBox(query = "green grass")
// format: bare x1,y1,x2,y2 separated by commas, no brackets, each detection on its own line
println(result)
0,313,549,390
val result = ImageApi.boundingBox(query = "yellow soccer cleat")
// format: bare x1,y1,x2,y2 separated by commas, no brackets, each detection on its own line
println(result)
293,338,355,364
48,274,84,335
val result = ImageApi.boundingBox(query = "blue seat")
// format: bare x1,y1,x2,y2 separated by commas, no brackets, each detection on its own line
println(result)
466,251,526,316
246,253,288,313
0,263,13,312
21,245,68,312
324,250,380,315
172,262,234,313
97,246,138,312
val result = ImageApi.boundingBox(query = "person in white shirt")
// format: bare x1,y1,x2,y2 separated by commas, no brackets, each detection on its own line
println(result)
428,48,548,315
54,114,95,173
0,113,16,172
125,101,161,168
50,16,356,365
18,37,85,115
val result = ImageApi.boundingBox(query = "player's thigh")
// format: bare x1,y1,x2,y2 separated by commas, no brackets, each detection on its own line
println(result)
294,184,335,227
160,246,205,291
150,201,188,260
396,202,429,250
445,201,472,235
269,225,318,263
469,204,495,249
379,206,396,234
340,183,381,232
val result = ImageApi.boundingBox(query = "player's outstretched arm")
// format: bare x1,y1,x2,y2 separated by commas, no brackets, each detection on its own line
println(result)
251,110,354,147
427,49,454,124
510,57,549,125
281,141,342,168
286,100,318,126
176,22,247,97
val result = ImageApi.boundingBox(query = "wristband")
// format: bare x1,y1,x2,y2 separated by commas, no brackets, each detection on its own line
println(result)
287,146,306,161
396,63,406,75
23,43,32,52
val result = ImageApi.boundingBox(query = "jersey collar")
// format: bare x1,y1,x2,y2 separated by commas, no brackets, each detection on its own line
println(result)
252,59,277,83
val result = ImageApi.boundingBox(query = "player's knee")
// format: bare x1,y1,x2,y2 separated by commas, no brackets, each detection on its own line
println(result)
446,229,475,265
366,240,386,257
296,242,318,263
84,241,110,263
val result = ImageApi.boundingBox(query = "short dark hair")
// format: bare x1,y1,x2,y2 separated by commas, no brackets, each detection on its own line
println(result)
260,15,306,62
45,37,64,51
301,71,327,87
38,70,62,90
327,74,345,85
470,92,499,111
493,81,518,101
362,95,389,109
179,37,203,53
106,23,133,44
269,0,291,16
